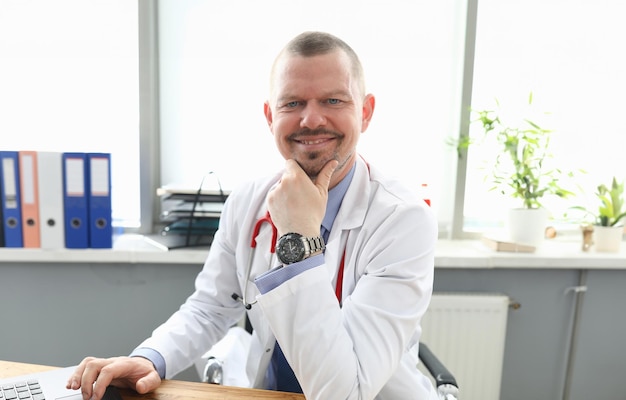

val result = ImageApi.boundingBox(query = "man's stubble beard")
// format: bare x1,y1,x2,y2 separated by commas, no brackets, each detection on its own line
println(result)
299,146,353,182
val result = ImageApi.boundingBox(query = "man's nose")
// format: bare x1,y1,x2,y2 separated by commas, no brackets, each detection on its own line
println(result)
300,103,327,129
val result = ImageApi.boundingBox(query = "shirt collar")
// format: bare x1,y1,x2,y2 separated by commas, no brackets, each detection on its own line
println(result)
322,162,356,234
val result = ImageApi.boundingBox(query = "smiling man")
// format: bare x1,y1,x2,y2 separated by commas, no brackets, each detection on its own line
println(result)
68,31,438,400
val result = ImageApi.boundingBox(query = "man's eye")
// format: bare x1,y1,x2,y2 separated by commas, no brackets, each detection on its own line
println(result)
327,98,341,105
286,101,300,108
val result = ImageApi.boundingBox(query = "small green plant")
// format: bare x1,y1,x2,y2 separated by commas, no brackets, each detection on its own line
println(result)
453,93,574,209
572,177,626,227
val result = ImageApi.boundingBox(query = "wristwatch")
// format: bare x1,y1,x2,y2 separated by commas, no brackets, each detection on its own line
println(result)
275,232,325,265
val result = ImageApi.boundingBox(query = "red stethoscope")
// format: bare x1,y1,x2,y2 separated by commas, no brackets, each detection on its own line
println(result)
232,210,346,309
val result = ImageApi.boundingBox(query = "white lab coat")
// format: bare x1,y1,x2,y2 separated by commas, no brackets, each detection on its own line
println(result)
138,156,438,399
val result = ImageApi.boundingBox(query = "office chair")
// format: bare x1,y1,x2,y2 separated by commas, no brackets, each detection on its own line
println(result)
199,327,459,400
418,343,459,400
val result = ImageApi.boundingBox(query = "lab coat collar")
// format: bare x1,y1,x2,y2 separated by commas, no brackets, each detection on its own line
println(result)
332,155,371,234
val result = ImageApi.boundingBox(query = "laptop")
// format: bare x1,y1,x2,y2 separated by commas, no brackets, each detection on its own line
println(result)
0,366,122,400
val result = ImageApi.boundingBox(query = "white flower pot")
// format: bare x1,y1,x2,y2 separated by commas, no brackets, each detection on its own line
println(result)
593,225,623,252
508,208,548,247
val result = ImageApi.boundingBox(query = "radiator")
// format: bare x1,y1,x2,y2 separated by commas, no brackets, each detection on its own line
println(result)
419,293,510,400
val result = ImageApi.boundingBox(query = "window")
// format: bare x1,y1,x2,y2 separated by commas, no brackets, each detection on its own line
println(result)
0,0,140,228
5,2,621,239
157,0,468,234
463,0,626,234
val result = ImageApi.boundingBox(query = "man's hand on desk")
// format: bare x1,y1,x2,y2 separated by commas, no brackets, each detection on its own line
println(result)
66,356,161,400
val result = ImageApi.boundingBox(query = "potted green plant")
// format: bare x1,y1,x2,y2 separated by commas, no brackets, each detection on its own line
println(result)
572,177,626,252
453,93,574,245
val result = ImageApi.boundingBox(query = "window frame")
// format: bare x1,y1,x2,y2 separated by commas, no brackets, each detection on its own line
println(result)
137,0,161,234
450,0,479,240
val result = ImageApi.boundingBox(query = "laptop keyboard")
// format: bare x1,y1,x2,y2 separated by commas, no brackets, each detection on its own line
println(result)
0,376,121,400
1,379,45,400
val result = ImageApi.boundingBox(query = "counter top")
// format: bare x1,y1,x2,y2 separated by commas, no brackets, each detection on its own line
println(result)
1,234,625,269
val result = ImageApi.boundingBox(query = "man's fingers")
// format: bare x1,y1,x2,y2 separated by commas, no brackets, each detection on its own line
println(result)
91,378,110,400
315,159,339,191
135,372,161,394
268,158,337,236
81,361,114,400
65,356,160,400
67,358,89,390
67,356,103,392
283,159,301,177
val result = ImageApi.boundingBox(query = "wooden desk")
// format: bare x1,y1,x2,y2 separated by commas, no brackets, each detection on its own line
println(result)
0,360,305,400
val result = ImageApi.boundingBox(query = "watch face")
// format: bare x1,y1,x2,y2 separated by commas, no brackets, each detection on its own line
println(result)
276,233,305,264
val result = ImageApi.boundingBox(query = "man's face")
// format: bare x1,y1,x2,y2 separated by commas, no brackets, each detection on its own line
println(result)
264,50,374,187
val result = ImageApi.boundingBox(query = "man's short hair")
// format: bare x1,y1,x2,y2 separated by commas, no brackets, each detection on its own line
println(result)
270,31,366,99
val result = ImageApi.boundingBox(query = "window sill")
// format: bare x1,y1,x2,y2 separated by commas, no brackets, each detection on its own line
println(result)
0,234,624,269
0,234,208,265
436,238,626,269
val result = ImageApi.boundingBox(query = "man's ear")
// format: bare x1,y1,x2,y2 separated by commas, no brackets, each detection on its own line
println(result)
360,94,375,132
264,101,273,129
